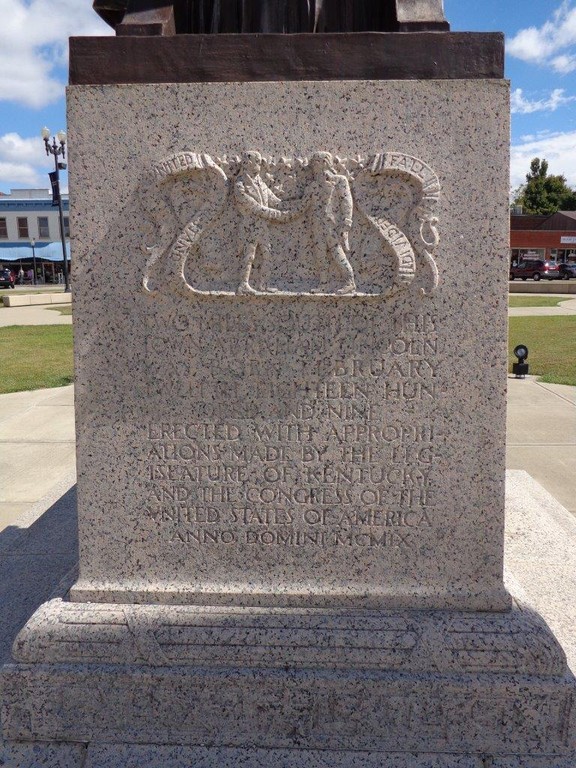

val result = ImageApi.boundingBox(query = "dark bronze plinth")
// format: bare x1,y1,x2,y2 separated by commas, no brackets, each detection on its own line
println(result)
69,32,503,85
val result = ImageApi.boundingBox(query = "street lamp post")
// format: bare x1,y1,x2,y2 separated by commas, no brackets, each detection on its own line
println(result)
30,237,37,285
41,128,70,293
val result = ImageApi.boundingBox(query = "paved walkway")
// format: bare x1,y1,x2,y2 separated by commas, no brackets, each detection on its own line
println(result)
0,303,71,326
0,386,75,531
506,377,575,515
1,292,576,326
0,295,575,764
1,294,575,325
508,296,576,316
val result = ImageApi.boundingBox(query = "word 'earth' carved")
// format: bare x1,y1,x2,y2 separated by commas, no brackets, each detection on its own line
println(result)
143,151,440,298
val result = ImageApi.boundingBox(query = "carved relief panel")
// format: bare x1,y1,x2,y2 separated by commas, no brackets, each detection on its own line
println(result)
142,150,440,298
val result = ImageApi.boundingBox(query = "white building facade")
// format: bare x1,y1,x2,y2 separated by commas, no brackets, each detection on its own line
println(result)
0,189,70,281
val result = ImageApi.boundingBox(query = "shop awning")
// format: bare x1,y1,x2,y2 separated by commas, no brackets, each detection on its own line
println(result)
0,242,71,262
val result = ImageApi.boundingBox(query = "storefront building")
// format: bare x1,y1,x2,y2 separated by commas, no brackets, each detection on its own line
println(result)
511,211,576,265
0,189,70,283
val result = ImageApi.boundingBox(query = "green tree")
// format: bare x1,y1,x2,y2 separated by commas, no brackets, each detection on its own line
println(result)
513,158,576,214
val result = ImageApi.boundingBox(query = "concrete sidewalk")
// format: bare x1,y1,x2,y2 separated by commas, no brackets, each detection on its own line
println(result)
506,376,575,515
0,300,575,765
0,292,574,325
0,303,71,326
0,386,75,531
1,293,575,326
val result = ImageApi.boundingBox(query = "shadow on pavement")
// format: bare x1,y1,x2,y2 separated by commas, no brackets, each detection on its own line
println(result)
0,486,78,665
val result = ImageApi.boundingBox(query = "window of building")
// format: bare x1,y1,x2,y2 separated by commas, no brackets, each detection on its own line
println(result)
511,248,549,266
557,249,576,264
63,217,70,238
17,217,29,239
37,216,50,239
0,218,7,239
518,248,545,261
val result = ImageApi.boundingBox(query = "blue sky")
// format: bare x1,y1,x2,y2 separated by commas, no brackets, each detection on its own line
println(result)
1,0,576,196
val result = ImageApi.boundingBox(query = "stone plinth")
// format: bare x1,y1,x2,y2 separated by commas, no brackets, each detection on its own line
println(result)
1,47,575,767
66,79,510,611
2,598,574,759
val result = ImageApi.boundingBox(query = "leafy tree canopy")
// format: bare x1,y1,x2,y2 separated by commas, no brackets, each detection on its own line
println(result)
513,158,576,215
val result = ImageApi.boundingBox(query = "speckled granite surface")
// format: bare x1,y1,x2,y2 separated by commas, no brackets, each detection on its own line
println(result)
2,476,575,765
2,80,574,764
64,79,511,610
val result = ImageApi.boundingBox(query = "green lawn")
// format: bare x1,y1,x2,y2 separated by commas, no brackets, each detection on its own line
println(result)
0,325,74,394
509,316,576,386
508,296,566,308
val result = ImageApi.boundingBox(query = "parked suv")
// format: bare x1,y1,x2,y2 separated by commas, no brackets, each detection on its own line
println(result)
509,260,560,281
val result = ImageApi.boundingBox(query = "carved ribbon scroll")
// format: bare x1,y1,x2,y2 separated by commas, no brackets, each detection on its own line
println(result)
141,150,441,299
354,153,440,297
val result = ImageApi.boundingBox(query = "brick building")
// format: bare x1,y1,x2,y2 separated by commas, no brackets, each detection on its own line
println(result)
510,211,576,265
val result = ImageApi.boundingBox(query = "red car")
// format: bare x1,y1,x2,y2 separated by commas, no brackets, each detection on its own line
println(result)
509,260,560,281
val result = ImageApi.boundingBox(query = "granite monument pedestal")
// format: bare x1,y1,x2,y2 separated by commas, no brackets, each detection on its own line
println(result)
1,32,574,767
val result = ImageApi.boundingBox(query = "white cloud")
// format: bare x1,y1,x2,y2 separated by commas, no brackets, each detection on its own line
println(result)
511,87,576,114
0,0,113,108
508,1,576,73
0,132,46,164
511,130,576,190
550,53,576,73
0,133,52,167
0,132,55,188
0,162,44,187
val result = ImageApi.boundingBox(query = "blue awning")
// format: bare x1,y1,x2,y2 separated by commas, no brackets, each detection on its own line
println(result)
0,241,70,262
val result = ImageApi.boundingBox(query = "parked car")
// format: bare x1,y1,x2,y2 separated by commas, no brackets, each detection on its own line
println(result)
558,263,576,280
0,268,15,289
509,260,560,281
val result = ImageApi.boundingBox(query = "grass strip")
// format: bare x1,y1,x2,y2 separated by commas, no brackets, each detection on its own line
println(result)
508,296,566,308
0,325,74,394
0,288,67,297
509,316,576,386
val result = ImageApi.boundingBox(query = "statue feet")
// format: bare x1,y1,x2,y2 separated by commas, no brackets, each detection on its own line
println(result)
237,283,258,295
336,282,357,295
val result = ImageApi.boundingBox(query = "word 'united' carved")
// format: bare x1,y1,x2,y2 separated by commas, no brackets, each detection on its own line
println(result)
143,151,440,298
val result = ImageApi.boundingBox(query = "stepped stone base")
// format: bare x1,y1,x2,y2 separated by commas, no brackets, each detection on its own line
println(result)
2,598,575,763
3,744,576,768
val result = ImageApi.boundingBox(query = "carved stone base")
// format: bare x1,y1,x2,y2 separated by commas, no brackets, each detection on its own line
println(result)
2,744,575,768
2,599,575,761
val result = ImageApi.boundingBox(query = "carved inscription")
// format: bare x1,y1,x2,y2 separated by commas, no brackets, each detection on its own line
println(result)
145,310,444,409
140,311,446,552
